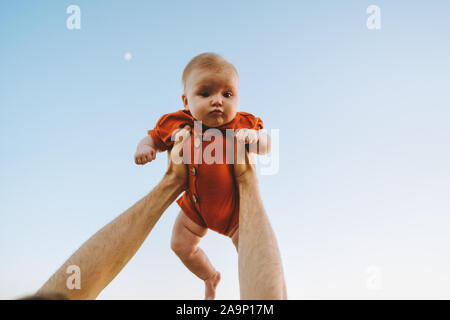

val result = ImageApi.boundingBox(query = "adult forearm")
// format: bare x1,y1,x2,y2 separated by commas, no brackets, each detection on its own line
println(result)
237,172,287,300
36,173,185,300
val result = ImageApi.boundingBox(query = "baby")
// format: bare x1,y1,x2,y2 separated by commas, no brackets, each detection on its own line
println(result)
134,53,271,299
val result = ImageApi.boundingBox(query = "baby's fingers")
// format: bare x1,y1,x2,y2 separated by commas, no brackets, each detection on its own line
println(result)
150,149,156,161
135,155,146,165
235,130,245,143
134,154,142,165
248,134,258,144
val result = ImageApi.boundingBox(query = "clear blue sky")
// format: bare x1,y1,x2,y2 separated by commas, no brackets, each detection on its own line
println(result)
1,0,449,299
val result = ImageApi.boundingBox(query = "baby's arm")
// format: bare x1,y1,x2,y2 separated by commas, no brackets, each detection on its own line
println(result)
254,130,271,155
236,129,271,155
134,135,160,165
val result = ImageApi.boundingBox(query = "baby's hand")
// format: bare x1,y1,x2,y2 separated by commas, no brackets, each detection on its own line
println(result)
134,145,156,165
235,128,259,144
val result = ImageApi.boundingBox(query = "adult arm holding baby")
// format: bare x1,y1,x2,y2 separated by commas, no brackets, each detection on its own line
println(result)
35,127,191,300
234,140,287,300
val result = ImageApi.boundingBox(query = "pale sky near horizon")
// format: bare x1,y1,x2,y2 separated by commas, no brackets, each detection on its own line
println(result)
1,0,449,299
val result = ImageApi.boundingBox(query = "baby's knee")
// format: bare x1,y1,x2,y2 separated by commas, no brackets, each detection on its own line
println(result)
171,236,195,257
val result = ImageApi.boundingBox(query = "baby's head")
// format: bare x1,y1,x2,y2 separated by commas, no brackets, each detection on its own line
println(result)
181,53,239,128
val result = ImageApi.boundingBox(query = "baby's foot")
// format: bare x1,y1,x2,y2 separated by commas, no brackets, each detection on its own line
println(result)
204,271,221,300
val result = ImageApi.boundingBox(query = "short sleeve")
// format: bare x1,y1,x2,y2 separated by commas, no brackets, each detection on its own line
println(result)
236,112,264,130
147,110,193,151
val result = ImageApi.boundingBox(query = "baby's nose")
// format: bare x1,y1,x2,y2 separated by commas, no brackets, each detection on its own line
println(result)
210,94,223,106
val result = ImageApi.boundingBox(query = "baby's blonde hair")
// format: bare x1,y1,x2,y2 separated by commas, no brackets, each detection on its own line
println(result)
182,52,238,90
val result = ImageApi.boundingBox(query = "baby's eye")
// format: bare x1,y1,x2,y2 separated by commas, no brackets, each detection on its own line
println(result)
223,92,232,98
200,92,210,97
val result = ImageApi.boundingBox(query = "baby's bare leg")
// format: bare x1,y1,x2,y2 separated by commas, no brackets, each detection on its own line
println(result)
171,211,221,299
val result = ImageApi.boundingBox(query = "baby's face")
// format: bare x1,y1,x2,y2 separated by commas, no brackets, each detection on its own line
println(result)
182,67,239,128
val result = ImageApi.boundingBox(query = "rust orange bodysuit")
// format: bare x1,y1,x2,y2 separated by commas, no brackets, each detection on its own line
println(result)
148,109,263,236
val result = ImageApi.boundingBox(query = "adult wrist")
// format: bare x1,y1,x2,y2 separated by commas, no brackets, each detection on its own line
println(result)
235,164,258,186
164,169,188,191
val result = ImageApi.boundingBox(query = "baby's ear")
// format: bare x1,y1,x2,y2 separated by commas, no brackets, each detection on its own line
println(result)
181,93,189,109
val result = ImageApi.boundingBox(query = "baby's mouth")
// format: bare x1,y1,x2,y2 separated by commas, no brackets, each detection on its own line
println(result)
210,109,223,114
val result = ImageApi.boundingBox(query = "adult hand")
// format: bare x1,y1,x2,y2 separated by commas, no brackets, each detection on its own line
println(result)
233,135,257,184
166,125,191,189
